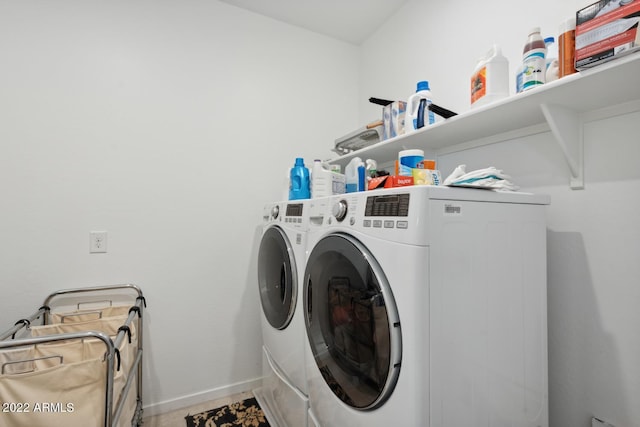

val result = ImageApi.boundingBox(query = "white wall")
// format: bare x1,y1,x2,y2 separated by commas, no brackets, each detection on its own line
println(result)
0,0,359,413
360,1,640,426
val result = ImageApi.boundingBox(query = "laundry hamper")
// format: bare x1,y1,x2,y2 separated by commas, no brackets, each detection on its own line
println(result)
0,284,145,427
30,315,137,382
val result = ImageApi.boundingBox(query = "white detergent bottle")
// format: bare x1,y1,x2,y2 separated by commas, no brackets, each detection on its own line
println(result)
405,81,435,133
311,159,333,198
345,157,364,193
470,44,510,108
544,36,559,82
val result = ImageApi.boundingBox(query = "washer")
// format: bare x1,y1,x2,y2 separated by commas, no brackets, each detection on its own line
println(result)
254,200,309,427
303,186,550,426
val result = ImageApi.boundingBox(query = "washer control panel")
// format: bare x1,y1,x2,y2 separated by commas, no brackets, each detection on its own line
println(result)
365,193,410,217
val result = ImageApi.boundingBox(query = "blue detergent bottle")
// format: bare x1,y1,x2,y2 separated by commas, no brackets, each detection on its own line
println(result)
289,158,310,200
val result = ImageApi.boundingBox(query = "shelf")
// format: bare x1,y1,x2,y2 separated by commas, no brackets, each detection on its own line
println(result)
329,53,640,190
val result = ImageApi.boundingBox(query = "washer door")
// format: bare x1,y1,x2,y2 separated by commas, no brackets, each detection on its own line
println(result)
304,233,401,410
258,226,297,330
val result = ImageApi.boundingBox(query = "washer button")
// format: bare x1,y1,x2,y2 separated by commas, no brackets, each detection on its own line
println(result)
373,220,382,228
396,221,409,229
384,220,394,228
363,220,371,227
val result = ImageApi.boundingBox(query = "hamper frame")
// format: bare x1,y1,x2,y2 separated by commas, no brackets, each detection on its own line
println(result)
0,284,145,427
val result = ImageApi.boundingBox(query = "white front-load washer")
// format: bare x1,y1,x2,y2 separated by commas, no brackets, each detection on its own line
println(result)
254,200,309,427
303,186,550,426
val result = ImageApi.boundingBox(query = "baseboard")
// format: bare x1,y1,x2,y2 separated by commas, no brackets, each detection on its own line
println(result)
142,377,263,417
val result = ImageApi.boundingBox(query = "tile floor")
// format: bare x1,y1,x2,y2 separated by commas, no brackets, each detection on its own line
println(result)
141,390,254,427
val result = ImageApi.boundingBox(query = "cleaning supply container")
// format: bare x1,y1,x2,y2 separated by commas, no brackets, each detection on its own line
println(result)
558,17,576,78
366,159,378,178
470,44,509,108
405,81,435,133
311,160,345,198
289,158,310,200
515,63,525,94
522,27,546,91
399,149,424,176
544,36,559,82
345,157,365,193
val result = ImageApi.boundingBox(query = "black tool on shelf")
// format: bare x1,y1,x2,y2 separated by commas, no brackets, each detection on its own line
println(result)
369,97,458,119
368,97,393,106
429,103,458,119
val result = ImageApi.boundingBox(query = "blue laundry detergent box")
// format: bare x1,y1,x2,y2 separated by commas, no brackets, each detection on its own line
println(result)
383,101,406,140
391,101,406,138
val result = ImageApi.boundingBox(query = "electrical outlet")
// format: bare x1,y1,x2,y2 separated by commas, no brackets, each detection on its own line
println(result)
90,231,107,253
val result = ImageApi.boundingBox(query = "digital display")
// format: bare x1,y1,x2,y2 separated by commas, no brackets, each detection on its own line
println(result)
286,203,304,217
365,194,410,217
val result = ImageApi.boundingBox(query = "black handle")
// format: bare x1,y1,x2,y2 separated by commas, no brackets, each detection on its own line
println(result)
369,97,394,106
417,98,427,129
429,103,458,119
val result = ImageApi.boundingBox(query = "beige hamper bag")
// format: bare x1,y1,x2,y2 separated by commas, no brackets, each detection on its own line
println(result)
30,316,137,378
28,317,139,426
0,357,106,427
49,305,133,324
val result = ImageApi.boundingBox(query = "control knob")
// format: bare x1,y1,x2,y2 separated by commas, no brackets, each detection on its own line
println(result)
332,200,348,222
271,205,280,219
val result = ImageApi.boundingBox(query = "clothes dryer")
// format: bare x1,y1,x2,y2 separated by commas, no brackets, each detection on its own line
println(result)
303,186,550,426
254,200,309,427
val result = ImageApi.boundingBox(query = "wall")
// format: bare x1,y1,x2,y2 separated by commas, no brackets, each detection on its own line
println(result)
0,0,359,414
359,1,640,426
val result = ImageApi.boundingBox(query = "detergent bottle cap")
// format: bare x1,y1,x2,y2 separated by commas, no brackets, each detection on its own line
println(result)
295,157,305,166
416,81,430,92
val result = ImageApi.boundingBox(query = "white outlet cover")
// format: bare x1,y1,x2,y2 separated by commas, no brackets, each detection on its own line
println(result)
90,231,108,253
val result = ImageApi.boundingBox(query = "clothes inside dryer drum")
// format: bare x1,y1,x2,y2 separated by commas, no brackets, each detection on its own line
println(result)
258,226,297,330
304,233,401,410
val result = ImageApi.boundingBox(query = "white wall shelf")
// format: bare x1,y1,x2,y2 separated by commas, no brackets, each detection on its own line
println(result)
329,53,640,189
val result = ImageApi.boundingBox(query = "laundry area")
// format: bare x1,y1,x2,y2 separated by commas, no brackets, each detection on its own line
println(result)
0,1,639,427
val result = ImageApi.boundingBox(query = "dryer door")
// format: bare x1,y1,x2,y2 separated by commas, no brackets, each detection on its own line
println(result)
258,226,297,330
304,233,401,410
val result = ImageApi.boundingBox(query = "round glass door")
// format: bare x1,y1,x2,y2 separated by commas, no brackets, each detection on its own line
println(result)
258,226,297,330
304,233,402,410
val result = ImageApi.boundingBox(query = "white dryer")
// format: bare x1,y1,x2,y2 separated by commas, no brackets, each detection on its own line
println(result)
254,200,309,427
303,186,550,427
